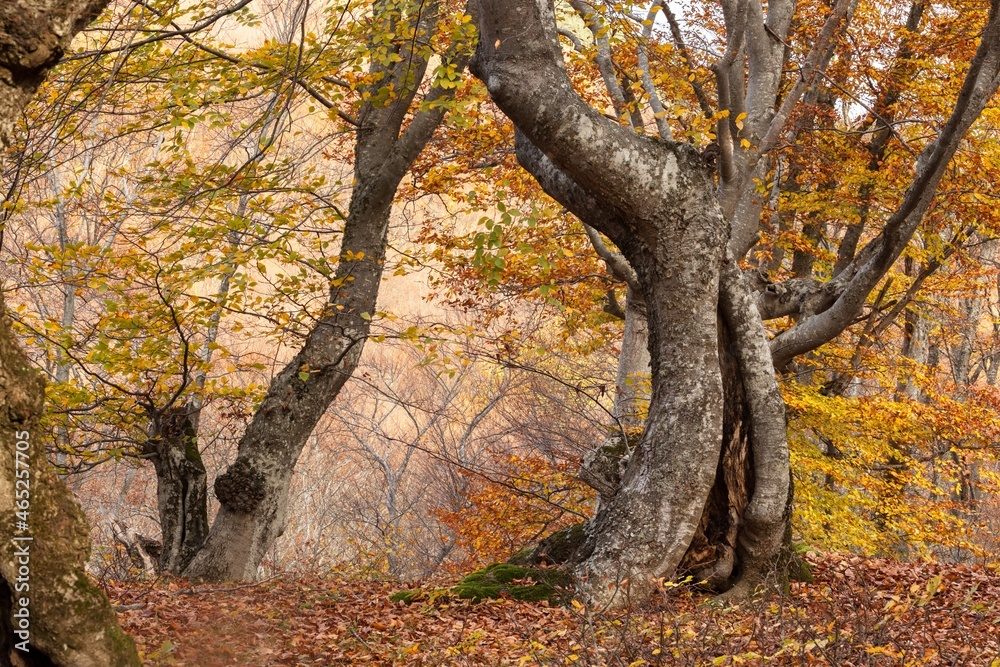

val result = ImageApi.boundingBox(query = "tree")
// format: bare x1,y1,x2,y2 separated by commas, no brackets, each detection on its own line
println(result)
468,0,1000,608
0,2,140,664
182,0,477,581
4,5,333,573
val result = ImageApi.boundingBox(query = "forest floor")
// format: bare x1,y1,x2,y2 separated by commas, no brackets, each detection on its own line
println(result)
107,552,1000,666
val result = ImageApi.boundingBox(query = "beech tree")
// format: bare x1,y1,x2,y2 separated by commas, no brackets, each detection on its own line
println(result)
468,0,1000,608
182,0,477,580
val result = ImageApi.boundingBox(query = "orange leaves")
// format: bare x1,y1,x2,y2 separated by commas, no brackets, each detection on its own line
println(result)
434,452,594,572
109,553,1000,666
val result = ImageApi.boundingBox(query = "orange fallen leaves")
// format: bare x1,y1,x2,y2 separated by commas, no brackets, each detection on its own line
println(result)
107,553,1000,666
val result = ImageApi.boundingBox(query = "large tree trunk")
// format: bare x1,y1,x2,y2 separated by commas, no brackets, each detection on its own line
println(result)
472,0,1000,608
470,0,796,608
572,193,727,609
183,0,471,580
1,2,140,665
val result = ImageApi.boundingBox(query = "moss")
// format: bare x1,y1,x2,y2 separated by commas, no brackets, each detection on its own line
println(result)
391,564,575,606
599,432,632,458
389,589,422,604
452,563,573,603
536,523,587,564
509,522,588,566
507,545,535,566
184,434,202,464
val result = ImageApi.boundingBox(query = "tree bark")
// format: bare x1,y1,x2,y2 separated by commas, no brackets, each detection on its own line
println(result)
612,287,650,433
0,2,140,664
145,406,208,574
471,6,731,606
182,170,408,581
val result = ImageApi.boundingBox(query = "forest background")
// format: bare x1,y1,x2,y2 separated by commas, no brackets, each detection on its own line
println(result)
3,0,1000,663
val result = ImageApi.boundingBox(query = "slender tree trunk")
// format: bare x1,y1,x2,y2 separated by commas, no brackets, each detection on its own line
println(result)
1,2,140,664
613,287,651,433
146,406,208,574
182,187,396,581
183,2,471,579
580,286,650,504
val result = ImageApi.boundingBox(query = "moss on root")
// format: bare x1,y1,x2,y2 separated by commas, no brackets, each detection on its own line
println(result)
390,564,574,605
509,522,588,567
788,543,815,584
454,563,573,602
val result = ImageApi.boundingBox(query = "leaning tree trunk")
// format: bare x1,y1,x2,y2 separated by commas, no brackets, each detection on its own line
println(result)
1,2,140,665
182,181,397,581
183,0,472,581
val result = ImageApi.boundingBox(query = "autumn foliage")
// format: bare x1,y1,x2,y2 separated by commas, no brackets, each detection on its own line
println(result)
5,0,1000,661
108,552,1000,665
434,452,594,572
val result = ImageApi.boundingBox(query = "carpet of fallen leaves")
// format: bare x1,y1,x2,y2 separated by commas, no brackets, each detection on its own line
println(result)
107,553,1000,666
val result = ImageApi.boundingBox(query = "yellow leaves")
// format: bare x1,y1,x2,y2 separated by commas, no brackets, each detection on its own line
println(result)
917,574,944,607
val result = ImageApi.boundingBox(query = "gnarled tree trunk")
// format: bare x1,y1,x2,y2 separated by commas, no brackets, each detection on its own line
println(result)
472,0,1000,609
